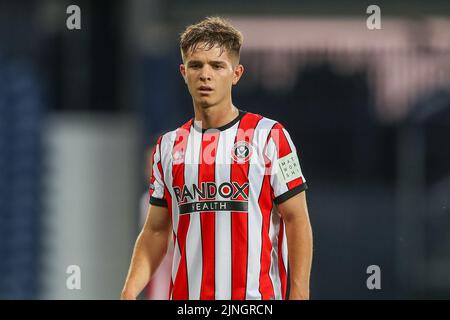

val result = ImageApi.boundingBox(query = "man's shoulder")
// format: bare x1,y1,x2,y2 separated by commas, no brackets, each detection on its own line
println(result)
157,118,193,145
242,111,283,131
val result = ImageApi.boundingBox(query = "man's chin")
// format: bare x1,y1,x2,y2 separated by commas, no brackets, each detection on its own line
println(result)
196,99,215,109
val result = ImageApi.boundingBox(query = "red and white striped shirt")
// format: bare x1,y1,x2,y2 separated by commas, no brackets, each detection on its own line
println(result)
149,110,307,300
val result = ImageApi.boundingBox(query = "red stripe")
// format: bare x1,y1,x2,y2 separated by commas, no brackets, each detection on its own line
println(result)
278,220,287,299
271,123,291,158
231,113,262,300
198,131,220,299
287,176,304,189
258,154,275,300
171,122,192,300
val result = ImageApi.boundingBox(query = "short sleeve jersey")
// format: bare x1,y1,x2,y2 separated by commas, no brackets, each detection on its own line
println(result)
149,110,308,300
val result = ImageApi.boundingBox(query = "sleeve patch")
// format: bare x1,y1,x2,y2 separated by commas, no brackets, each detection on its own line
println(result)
278,152,302,183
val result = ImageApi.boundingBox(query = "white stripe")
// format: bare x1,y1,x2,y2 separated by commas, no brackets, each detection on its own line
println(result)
214,122,239,299
160,130,178,232
245,118,275,299
267,138,289,198
184,126,203,299
150,141,164,199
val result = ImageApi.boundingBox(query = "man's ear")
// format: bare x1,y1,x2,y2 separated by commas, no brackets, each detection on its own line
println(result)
180,64,187,84
232,64,244,85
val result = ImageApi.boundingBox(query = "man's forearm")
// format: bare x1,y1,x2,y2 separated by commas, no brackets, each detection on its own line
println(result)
285,214,313,300
121,229,169,299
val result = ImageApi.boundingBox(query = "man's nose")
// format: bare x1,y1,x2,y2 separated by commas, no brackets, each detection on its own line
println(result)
199,66,212,81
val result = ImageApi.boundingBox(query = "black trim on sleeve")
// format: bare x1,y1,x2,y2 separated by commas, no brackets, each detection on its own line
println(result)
149,196,168,207
274,183,308,205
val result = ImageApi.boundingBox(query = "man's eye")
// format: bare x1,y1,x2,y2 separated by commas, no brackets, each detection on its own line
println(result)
213,65,223,69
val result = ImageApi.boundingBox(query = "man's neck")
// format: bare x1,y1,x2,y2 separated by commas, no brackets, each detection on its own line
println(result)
193,102,239,130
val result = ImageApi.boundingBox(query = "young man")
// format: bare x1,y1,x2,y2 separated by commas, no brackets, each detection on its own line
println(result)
121,17,313,300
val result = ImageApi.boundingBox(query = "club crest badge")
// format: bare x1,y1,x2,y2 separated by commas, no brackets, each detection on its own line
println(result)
231,141,253,163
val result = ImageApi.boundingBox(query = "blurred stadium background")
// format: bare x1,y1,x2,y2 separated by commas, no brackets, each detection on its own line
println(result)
1,0,450,299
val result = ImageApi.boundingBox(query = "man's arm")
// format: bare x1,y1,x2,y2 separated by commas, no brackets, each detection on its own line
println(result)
277,191,313,300
121,204,172,300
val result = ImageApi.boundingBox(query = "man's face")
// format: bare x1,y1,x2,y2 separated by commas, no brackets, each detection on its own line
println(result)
180,43,244,109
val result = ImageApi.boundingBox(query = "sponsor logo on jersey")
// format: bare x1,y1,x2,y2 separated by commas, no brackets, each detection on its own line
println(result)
174,182,248,202
277,152,302,183
173,182,249,215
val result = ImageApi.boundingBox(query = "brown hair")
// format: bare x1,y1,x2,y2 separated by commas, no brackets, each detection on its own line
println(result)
180,16,243,62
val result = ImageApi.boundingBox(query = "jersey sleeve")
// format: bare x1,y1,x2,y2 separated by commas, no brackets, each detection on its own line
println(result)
149,136,168,207
264,123,308,205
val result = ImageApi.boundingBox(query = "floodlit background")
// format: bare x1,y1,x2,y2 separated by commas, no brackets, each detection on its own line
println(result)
1,0,450,299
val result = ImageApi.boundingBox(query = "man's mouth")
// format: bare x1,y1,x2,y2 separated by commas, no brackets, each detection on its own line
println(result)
198,86,213,93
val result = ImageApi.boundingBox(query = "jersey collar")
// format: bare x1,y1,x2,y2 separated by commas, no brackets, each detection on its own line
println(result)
192,109,247,133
